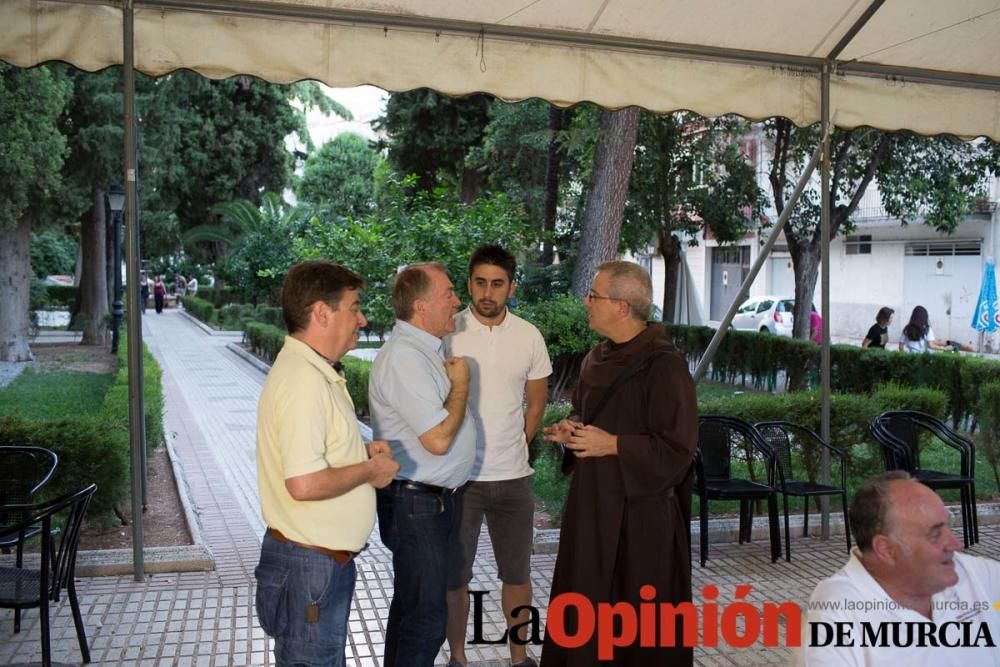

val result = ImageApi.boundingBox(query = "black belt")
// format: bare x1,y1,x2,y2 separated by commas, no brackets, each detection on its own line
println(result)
390,479,459,496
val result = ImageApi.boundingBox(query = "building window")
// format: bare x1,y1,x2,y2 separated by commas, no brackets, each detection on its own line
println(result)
845,235,872,255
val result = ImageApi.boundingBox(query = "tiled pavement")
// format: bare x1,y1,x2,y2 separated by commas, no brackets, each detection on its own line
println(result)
3,308,1000,666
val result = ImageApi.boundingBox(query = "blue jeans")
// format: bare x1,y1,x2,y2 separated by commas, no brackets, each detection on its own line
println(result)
377,484,456,667
254,533,356,667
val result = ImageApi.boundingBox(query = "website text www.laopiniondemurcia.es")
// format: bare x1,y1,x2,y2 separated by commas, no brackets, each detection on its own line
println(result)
465,585,1000,661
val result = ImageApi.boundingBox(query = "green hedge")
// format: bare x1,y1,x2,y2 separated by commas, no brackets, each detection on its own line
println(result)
341,356,371,417
0,340,165,521
668,324,998,425
245,321,286,362
182,295,216,325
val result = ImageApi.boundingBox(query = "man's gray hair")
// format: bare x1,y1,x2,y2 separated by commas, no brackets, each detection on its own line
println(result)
391,262,447,321
850,470,913,551
597,260,653,321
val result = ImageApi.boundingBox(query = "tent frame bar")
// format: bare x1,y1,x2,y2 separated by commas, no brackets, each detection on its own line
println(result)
51,0,1000,93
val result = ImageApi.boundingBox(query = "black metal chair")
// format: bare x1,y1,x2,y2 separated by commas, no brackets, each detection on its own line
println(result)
869,411,978,546
755,421,851,559
0,484,97,667
0,445,59,632
696,416,782,565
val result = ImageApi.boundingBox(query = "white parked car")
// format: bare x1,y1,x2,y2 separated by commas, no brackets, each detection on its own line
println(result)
731,296,796,336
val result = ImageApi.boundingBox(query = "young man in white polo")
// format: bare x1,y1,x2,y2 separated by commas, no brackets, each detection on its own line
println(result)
444,245,552,667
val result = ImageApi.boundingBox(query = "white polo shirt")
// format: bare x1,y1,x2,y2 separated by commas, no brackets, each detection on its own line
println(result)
445,308,552,481
797,549,1000,666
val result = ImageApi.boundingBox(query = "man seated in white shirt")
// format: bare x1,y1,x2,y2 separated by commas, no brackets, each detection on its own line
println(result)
798,471,1000,666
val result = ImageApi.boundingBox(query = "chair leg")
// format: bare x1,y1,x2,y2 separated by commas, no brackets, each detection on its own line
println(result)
738,500,747,543
700,495,709,567
802,498,810,537
970,482,980,544
40,595,52,667
767,494,781,562
68,579,91,663
783,494,791,562
744,501,755,543
14,538,23,633
842,494,852,553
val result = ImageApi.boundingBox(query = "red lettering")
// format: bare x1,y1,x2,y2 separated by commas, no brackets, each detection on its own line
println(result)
597,602,638,660
546,593,594,649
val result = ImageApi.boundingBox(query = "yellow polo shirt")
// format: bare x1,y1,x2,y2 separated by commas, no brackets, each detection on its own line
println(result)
256,336,375,551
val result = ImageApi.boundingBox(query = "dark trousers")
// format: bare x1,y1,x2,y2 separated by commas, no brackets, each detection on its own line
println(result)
377,483,456,667
154,293,164,313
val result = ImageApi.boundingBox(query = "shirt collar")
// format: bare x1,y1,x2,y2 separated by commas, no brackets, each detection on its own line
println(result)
394,319,444,356
282,336,345,385
460,306,511,331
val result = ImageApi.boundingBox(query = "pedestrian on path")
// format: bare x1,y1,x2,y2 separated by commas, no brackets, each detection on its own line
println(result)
153,276,166,314
444,246,551,667
369,262,476,667
862,306,893,348
255,260,399,666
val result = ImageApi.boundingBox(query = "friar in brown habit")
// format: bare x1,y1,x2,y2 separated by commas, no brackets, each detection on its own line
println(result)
540,260,698,666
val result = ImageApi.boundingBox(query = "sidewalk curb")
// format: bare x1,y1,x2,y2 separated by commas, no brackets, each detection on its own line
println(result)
1,546,214,577
533,501,1000,555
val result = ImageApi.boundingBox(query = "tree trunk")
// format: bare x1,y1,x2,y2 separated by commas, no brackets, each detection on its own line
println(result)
659,231,682,323
459,167,482,204
788,236,820,340
77,190,109,346
0,215,35,362
542,105,564,266
570,107,641,296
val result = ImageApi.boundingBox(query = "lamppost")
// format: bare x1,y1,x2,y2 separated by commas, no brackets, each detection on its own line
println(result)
108,184,126,353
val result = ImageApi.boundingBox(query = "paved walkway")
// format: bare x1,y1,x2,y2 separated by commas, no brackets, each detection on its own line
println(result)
2,308,1000,666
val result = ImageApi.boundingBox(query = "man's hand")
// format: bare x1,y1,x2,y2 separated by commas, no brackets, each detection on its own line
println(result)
367,440,392,458
543,419,583,445
368,451,400,488
565,424,618,457
444,356,470,387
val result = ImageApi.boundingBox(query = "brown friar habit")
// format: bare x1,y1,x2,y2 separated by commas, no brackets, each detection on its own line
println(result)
541,323,698,666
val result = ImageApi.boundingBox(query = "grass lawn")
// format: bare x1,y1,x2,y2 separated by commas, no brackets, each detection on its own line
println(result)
0,369,115,420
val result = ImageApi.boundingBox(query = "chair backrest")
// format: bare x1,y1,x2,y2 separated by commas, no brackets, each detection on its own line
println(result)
0,446,58,527
698,416,773,481
877,410,972,474
0,484,96,600
883,413,921,468
754,423,796,481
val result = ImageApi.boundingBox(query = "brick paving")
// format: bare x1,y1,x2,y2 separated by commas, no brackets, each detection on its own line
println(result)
2,308,999,666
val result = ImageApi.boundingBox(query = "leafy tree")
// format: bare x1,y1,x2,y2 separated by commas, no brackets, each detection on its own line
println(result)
623,112,764,321
31,230,78,278
0,63,71,361
297,178,533,335
188,193,308,305
767,119,998,339
296,132,379,219
375,89,492,200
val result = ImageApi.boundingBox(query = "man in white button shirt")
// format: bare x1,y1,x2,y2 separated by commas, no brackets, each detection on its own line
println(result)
444,245,552,667
798,471,1000,666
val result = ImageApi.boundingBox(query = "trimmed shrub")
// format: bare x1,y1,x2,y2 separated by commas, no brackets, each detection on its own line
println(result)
976,381,1000,494
45,284,77,308
529,402,574,519
341,356,371,417
252,306,284,329
245,321,286,363
182,295,215,326
0,415,128,520
100,339,166,455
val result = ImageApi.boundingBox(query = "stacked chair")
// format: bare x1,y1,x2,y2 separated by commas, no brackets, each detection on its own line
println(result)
869,411,978,546
696,416,782,565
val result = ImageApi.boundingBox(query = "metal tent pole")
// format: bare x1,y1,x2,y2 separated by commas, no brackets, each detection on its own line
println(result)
122,0,147,581
819,62,832,539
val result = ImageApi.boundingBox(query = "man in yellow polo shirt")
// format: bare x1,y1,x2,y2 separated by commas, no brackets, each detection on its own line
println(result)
255,260,399,666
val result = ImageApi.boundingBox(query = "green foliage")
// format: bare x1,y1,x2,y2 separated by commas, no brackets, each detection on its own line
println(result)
375,89,493,192
529,402,573,519
516,295,599,360
0,63,71,229
0,414,127,519
45,284,77,308
30,230,77,278
296,181,533,336
0,338,164,520
977,381,1000,493
341,356,371,417
182,295,216,325
297,133,379,219
245,321,286,362
0,370,115,420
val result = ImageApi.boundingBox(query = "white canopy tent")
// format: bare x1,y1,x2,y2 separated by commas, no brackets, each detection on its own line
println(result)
4,0,1000,140
4,0,1000,574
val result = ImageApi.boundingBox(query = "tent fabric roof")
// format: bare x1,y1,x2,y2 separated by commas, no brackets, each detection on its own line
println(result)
3,0,1000,139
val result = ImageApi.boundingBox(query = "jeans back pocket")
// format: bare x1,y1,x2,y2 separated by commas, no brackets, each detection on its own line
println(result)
254,559,291,637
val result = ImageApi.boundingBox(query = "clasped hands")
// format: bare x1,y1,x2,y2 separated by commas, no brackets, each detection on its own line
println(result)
367,440,400,488
542,419,618,457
